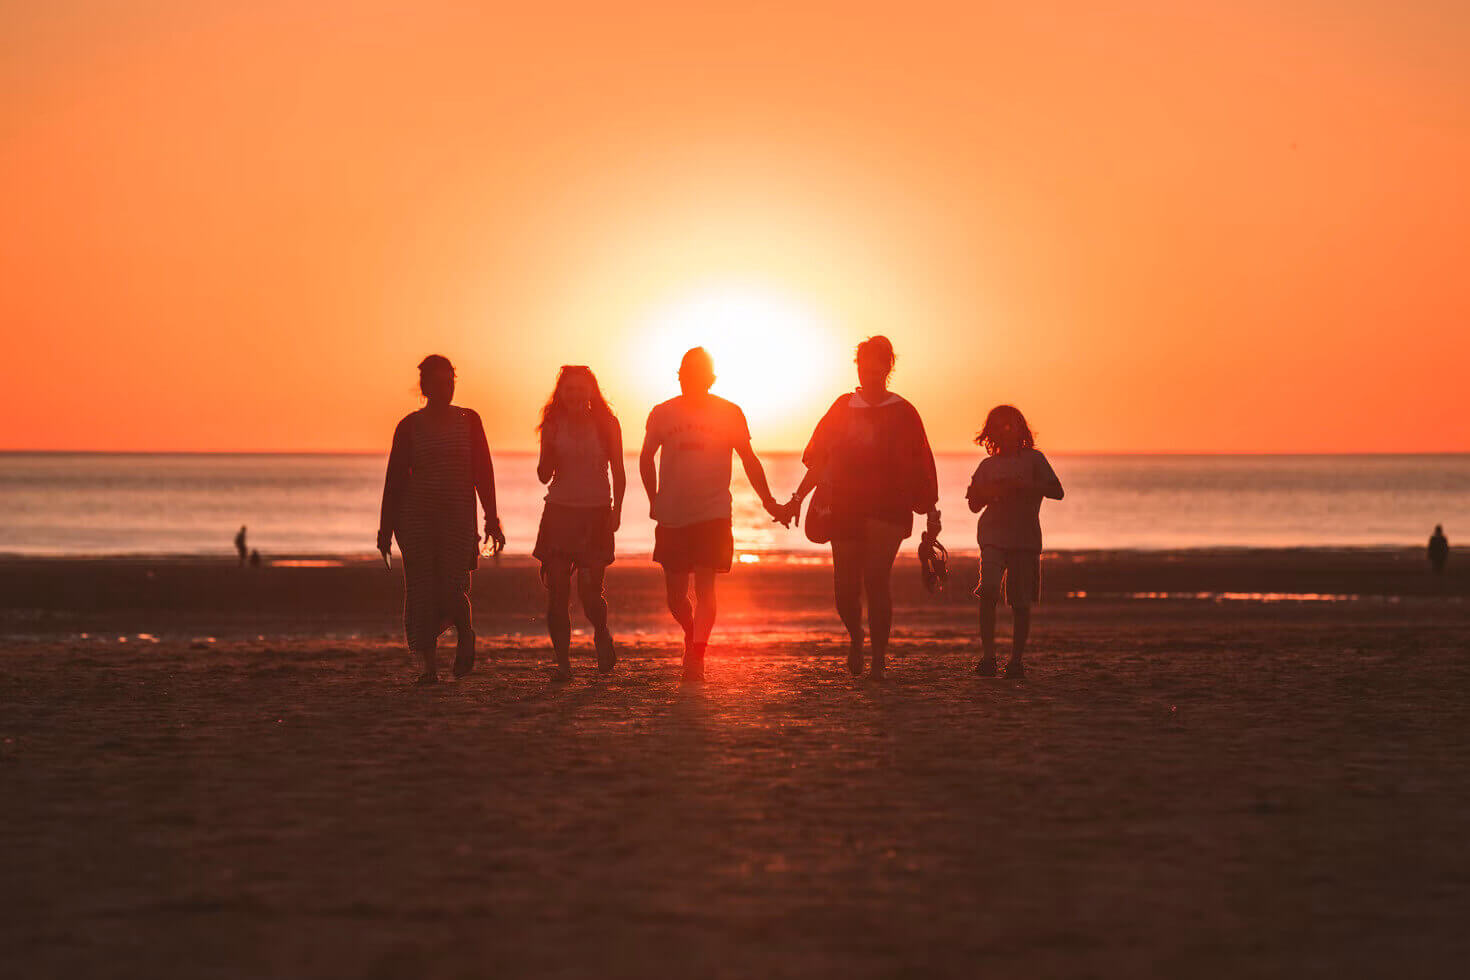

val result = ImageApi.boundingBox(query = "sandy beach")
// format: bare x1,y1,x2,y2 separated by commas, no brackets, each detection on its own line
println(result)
4,551,1469,977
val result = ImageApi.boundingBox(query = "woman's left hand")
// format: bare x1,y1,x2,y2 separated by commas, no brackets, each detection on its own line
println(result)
609,506,622,533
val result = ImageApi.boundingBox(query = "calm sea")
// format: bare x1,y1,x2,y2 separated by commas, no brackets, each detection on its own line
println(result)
0,453,1465,557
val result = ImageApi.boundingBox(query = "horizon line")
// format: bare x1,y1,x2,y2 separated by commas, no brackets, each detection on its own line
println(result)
3,447,1468,458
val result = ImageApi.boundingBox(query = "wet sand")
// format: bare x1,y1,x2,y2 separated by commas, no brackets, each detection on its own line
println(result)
4,552,1469,978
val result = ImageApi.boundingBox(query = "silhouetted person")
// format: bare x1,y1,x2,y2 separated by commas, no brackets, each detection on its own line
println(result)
1429,524,1449,574
249,549,261,567
534,366,625,680
967,405,1064,679
235,525,248,566
784,336,939,681
640,347,787,682
378,355,505,685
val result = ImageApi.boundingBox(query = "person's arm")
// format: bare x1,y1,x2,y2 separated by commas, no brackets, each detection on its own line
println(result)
377,417,412,554
909,405,941,536
966,465,990,513
639,412,661,521
1036,453,1064,501
736,440,787,524
468,411,504,553
608,419,626,532
783,398,841,524
792,462,823,503
536,421,556,485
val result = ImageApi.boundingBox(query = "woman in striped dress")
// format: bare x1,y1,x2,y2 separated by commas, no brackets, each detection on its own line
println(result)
378,355,505,684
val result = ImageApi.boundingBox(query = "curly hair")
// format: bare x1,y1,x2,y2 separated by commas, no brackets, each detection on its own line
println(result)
975,404,1034,456
538,365,618,443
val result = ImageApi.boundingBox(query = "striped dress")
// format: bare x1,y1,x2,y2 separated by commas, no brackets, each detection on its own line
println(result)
379,407,496,655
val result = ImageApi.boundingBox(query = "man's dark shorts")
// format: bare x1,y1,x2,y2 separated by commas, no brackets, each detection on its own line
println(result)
654,519,734,573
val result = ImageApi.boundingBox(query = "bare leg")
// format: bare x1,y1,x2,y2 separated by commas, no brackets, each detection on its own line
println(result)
545,562,573,674
834,540,864,678
448,574,477,677
1011,606,1032,666
578,567,609,633
692,568,717,645
978,599,999,671
664,570,694,642
830,539,865,674
861,533,902,677
580,567,616,673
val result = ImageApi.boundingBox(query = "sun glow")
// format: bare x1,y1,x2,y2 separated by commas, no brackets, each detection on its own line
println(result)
632,286,843,439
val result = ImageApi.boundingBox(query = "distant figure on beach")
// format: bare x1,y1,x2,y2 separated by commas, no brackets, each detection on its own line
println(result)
967,405,1063,679
641,347,788,682
378,355,505,685
783,336,939,680
235,525,247,566
534,366,625,680
249,549,261,567
1429,525,1449,574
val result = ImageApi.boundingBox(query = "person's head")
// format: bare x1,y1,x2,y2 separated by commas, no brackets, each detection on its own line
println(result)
1435,524,1444,535
539,365,616,435
678,347,716,395
855,335,896,391
418,354,455,403
975,405,1034,456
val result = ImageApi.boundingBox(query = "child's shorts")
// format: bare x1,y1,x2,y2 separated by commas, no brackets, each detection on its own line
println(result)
975,547,1041,608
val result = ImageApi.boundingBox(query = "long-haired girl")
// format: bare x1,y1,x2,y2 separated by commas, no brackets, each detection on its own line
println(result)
533,365,625,680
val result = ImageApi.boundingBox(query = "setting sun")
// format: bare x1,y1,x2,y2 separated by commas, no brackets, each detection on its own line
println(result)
631,285,844,429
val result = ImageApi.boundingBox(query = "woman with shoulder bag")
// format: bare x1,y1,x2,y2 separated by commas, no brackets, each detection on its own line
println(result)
783,336,939,680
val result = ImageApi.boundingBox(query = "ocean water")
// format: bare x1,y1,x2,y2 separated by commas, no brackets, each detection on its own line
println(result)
0,452,1465,557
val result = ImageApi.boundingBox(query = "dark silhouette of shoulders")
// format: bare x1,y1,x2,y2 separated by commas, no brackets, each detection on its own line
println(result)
651,392,743,418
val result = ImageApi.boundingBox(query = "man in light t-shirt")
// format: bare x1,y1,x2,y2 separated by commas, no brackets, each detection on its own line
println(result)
640,347,787,681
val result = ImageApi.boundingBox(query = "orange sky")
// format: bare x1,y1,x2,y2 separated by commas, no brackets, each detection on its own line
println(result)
3,1,1467,453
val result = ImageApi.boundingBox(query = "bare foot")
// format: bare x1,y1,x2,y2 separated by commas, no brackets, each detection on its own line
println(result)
595,629,616,674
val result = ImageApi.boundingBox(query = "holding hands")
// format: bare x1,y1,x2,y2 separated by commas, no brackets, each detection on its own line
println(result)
764,494,798,528
783,494,803,528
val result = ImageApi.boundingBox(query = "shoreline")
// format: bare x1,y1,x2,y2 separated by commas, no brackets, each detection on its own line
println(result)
0,544,1448,562
2,549,1463,642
